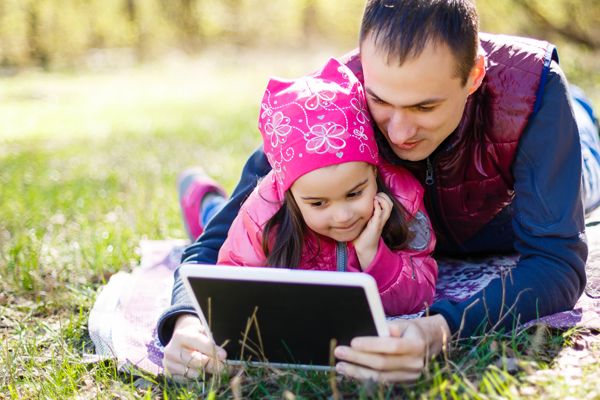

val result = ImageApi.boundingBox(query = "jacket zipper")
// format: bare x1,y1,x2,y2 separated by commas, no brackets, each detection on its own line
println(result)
336,242,347,272
424,156,460,248
425,157,434,186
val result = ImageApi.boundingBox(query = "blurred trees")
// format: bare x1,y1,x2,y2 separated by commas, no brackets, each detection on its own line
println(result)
477,0,600,48
0,0,598,69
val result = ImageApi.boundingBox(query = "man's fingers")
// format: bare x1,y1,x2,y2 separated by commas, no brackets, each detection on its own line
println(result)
334,345,424,372
388,319,413,337
349,335,424,355
336,361,422,383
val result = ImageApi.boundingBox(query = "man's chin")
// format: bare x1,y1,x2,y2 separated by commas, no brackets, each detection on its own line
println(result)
391,147,430,162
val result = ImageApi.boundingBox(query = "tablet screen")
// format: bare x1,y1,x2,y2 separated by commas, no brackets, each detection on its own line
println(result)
187,276,379,368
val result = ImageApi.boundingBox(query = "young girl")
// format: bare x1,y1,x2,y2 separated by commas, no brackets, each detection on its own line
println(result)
218,57,437,316
163,58,437,378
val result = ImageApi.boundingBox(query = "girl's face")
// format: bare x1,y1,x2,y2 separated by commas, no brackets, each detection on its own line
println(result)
290,162,378,243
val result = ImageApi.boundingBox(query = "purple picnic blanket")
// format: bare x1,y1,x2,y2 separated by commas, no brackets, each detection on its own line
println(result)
88,221,600,376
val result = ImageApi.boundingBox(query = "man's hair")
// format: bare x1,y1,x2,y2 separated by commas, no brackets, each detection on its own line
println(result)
360,0,479,85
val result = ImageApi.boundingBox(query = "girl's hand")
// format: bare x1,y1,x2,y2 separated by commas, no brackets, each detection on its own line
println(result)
162,314,227,381
334,315,451,382
353,192,393,269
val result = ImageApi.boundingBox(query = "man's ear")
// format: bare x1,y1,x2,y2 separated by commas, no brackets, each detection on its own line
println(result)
467,54,486,95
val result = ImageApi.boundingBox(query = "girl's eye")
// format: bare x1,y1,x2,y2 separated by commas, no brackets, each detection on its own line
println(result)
310,201,324,208
347,190,363,198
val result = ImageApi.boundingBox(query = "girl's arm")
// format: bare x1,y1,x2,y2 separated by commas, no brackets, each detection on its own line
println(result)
359,201,438,315
217,209,267,267
357,164,438,316
217,173,282,267
362,234,438,315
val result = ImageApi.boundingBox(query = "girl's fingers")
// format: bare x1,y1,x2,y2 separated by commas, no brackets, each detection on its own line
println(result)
164,346,227,378
163,358,203,381
373,196,390,227
375,192,393,222
162,324,228,378
178,332,226,360
373,197,382,214
376,193,393,210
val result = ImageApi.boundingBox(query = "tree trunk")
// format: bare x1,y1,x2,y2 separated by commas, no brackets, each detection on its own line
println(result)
302,0,319,46
26,1,49,68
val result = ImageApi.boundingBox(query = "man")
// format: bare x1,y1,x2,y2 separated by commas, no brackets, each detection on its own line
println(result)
158,0,600,382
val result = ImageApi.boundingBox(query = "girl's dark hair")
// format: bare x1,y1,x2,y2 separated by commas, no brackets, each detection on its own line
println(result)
262,169,413,268
262,191,307,268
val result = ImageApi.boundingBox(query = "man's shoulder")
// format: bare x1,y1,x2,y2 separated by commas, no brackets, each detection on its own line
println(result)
480,32,556,74
480,32,553,53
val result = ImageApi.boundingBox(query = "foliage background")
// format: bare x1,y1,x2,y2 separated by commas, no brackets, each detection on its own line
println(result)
0,1,598,70
1,0,599,398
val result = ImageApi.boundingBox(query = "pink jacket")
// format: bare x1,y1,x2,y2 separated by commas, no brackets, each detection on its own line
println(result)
217,162,438,316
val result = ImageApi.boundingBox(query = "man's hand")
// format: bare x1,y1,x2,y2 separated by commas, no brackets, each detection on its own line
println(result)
162,314,227,381
353,192,393,269
334,314,451,382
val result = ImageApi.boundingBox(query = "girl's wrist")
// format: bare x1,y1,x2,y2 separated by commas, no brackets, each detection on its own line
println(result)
175,313,201,330
354,244,377,270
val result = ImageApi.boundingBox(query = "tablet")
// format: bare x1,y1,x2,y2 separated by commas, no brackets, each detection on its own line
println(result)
180,264,389,370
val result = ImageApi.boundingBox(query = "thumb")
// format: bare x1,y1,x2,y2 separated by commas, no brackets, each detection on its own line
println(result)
388,319,412,337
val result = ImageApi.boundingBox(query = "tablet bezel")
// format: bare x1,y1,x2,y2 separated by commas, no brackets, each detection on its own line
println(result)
180,263,389,369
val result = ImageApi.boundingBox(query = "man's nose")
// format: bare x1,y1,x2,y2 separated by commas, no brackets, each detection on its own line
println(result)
387,110,417,144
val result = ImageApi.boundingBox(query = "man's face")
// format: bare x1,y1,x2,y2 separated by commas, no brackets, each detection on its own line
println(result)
361,35,479,161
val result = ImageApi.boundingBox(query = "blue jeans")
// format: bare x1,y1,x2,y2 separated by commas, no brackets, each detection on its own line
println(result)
200,195,227,228
572,86,600,213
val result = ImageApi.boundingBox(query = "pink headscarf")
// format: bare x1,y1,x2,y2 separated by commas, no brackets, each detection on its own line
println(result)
258,58,379,196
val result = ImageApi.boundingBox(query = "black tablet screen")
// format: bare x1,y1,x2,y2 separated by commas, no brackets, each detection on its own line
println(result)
188,277,378,367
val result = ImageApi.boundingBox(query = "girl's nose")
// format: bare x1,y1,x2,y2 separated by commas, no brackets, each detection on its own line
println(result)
332,206,353,224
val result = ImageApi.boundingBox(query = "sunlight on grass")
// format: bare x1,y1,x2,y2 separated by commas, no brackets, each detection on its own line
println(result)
0,47,340,142
1,46,599,398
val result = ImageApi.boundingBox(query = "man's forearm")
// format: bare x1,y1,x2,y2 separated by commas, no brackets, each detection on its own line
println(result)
157,147,272,345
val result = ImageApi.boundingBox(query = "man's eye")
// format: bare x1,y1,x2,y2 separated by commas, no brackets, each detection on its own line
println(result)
370,96,386,105
415,105,435,112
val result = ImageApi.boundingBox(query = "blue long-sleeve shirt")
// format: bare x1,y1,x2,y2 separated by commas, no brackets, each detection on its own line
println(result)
429,62,587,336
156,61,587,345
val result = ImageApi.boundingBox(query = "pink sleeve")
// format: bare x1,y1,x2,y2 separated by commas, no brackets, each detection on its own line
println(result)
217,174,283,267
217,210,267,267
362,200,438,316
363,237,438,315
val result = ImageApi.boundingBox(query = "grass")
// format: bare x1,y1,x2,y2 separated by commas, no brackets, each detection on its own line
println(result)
1,46,600,398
